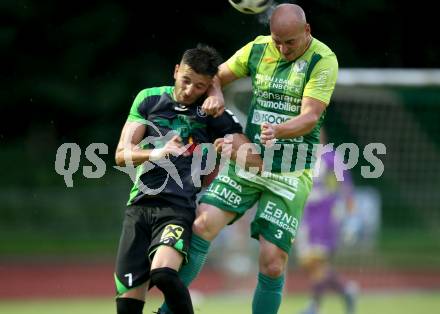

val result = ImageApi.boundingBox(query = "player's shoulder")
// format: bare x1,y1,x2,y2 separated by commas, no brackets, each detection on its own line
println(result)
311,38,337,59
252,35,272,44
237,35,271,54
132,86,174,109
135,86,174,101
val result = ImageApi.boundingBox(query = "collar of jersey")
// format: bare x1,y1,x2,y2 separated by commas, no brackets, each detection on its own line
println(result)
163,92,190,112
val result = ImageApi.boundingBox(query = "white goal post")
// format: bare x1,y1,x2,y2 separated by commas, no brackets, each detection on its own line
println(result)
337,68,440,86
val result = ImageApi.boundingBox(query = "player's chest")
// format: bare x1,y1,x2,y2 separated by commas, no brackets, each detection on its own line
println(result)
147,109,208,143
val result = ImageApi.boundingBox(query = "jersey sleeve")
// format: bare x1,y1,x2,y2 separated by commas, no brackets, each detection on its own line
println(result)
127,89,151,123
303,54,339,105
207,109,243,140
225,40,255,78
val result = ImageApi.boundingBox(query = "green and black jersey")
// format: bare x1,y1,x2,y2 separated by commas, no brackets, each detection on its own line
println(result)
125,86,242,210
226,35,338,172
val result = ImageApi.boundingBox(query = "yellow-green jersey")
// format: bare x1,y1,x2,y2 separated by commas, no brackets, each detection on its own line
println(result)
226,35,338,172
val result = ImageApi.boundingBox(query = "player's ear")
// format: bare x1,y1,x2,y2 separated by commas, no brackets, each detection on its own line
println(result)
305,23,311,34
173,64,180,79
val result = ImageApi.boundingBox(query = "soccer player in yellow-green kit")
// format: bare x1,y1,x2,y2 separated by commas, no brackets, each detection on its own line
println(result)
158,3,339,314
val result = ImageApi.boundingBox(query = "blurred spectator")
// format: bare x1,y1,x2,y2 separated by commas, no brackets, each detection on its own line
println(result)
295,129,358,314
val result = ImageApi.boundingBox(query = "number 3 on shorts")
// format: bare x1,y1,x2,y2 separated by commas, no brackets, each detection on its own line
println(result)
275,229,283,239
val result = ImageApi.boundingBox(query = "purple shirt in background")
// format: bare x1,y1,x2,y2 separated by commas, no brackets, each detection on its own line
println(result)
301,150,353,252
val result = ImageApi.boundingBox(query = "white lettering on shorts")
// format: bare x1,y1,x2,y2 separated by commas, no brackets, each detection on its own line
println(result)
206,184,242,207
217,175,243,192
260,200,299,236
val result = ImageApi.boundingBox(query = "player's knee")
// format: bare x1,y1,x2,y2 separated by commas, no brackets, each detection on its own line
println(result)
149,267,180,293
192,212,220,240
192,215,211,238
193,205,233,240
262,262,285,278
259,254,288,278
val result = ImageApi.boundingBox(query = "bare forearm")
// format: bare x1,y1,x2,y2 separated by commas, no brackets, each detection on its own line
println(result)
207,75,224,98
207,63,238,96
230,134,263,172
275,112,319,139
115,146,154,166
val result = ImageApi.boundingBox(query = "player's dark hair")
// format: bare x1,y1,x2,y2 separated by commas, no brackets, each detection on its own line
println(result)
181,44,222,77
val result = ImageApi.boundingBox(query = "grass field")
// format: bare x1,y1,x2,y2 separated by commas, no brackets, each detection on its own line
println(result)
1,292,439,314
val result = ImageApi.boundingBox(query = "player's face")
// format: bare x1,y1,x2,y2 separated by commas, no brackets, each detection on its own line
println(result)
173,63,212,105
271,23,311,61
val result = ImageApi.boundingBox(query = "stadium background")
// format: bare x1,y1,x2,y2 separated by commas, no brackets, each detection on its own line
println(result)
1,0,439,313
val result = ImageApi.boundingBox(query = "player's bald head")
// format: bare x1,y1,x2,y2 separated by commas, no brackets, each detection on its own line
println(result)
270,3,307,33
269,4,311,61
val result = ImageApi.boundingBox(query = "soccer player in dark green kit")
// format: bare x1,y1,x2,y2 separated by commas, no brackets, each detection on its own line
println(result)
113,44,257,314
158,3,339,314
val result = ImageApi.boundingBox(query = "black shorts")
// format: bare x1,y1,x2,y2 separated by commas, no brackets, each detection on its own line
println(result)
114,204,195,294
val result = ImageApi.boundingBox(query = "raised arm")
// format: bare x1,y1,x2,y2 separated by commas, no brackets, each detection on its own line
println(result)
202,63,240,118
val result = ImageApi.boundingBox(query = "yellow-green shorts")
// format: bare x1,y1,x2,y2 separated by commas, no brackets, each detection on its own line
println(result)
200,163,313,253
